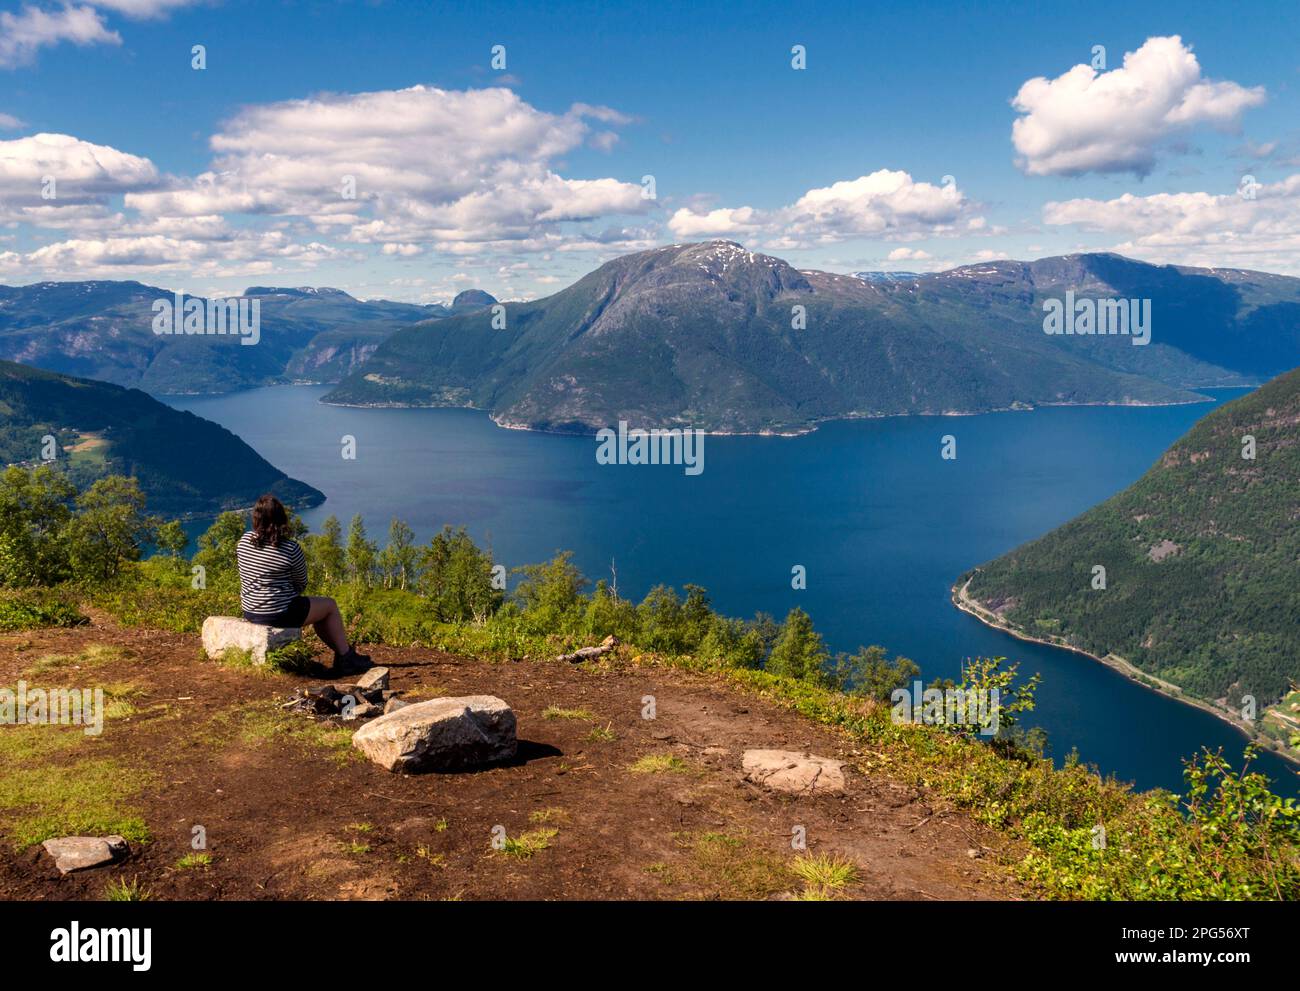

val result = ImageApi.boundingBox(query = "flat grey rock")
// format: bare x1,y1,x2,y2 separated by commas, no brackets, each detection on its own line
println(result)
355,667,389,693
42,835,129,874
742,749,847,796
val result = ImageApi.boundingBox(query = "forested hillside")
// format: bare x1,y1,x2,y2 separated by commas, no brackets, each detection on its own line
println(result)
964,367,1300,731
0,360,322,514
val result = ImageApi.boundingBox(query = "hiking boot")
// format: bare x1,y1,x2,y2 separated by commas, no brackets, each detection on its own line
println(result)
331,646,373,676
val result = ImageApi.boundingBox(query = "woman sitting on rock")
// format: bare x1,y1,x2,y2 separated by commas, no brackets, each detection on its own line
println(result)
237,493,371,674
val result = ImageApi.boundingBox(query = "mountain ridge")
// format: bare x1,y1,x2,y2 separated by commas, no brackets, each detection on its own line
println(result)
322,241,1300,433
0,279,497,394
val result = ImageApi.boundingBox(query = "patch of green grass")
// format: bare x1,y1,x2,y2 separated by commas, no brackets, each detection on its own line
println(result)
401,684,448,701
415,845,446,867
97,682,144,722
794,885,835,901
175,852,213,870
792,852,859,897
643,861,677,884
679,831,793,901
434,817,449,832
0,756,151,850
346,822,374,833
217,700,358,764
542,705,596,721
104,876,152,902
586,722,616,742
342,840,371,855
24,644,125,677
629,753,689,774
0,723,87,763
102,699,137,721
266,639,318,674
498,827,558,859
529,807,569,824
212,646,264,673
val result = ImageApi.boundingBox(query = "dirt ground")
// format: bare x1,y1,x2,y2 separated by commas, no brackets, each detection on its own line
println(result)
0,612,1024,901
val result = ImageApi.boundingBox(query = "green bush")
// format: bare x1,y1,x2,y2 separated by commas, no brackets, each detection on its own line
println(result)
340,586,437,646
92,558,235,633
0,587,87,631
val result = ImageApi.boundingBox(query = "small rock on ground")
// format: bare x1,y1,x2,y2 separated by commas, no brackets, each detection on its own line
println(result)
42,835,129,874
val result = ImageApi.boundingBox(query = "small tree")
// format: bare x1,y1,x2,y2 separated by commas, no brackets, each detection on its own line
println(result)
956,655,1040,746
153,519,190,575
749,611,781,661
637,585,685,653
583,579,639,641
511,551,587,633
191,511,246,591
66,475,155,583
418,526,501,622
377,518,418,590
697,614,764,668
305,514,346,585
766,607,828,683
345,514,377,587
680,584,714,651
825,645,921,700
0,465,75,586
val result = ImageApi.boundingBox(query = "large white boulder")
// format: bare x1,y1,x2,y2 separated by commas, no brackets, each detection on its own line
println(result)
201,616,300,665
352,695,517,773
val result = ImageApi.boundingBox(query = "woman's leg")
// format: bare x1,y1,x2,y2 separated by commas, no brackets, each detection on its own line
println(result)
304,596,350,656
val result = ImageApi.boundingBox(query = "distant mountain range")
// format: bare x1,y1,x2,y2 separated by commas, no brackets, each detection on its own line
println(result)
0,360,323,515
852,270,922,284
0,281,496,395
4,243,1300,435
322,241,1300,433
959,366,1300,757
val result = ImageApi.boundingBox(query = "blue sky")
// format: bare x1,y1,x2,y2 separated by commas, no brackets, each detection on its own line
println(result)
2,0,1298,301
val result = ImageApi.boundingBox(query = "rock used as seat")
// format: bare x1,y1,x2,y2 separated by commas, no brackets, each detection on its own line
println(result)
742,749,847,796
352,695,517,773
202,616,300,665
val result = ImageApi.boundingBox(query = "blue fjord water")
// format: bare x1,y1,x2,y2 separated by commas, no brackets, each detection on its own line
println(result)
169,385,1298,797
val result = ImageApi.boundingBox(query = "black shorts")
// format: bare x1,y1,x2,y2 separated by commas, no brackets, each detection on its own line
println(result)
244,595,311,628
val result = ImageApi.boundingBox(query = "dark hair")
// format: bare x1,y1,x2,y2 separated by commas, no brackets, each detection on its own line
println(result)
251,493,291,547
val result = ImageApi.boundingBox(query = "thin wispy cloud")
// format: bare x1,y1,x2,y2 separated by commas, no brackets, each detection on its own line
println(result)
0,4,121,68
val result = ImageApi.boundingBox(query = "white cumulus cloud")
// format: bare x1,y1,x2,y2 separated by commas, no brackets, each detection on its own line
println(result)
0,132,158,217
668,169,975,247
1011,36,1265,177
127,85,647,250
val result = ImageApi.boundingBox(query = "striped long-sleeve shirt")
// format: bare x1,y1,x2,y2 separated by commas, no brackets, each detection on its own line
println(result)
236,532,307,616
